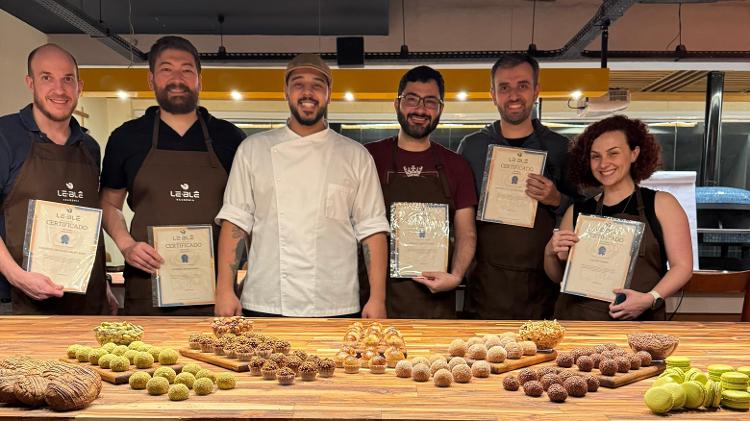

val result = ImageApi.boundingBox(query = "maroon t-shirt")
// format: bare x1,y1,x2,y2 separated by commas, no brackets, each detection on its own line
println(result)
365,137,478,211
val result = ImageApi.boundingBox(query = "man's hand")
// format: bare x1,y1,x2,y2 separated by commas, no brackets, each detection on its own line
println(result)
413,272,462,293
8,270,64,300
214,289,243,316
122,241,163,274
361,298,386,319
526,174,561,207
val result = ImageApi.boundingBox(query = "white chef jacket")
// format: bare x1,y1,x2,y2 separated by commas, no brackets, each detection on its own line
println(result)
215,126,389,316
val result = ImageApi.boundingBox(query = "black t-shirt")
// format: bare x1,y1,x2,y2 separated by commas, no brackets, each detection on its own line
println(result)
101,106,245,208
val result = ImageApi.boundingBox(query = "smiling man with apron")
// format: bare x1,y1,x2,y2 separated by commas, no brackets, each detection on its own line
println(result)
458,54,577,320
99,37,244,315
0,44,109,315
364,66,477,319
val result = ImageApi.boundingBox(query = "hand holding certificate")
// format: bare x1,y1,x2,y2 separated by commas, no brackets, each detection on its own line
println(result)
22,200,102,294
390,202,449,278
477,145,547,228
560,214,645,302
148,225,215,307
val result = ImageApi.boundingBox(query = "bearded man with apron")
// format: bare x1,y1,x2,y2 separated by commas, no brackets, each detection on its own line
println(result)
0,44,111,315
363,66,477,319
458,55,577,319
99,37,244,315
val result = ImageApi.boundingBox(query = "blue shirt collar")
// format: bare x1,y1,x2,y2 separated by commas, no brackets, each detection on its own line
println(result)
18,103,86,145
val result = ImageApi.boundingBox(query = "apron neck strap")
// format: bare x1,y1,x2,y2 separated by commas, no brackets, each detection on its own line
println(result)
595,186,642,216
152,109,221,168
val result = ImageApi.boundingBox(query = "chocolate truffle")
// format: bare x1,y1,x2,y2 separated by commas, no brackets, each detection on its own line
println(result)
484,335,503,349
412,363,431,382
599,359,617,376
563,376,588,397
448,357,467,370
629,354,642,370
146,376,170,395
168,384,189,401
318,358,336,378
504,342,523,360
411,356,430,367
590,353,602,369
448,339,467,357
540,373,562,391
467,344,488,361
547,383,568,403
518,368,538,385
433,368,453,387
594,344,608,354
276,367,295,385
556,352,574,368
636,351,653,367
615,356,631,373
129,371,151,390
428,354,447,365
452,364,472,383
466,336,484,347
524,380,544,397
538,366,560,377
519,341,538,356
193,378,214,395
503,375,520,391
585,375,600,392
558,370,579,383
174,372,196,389
471,361,491,378
395,360,413,378
577,356,594,372
430,360,449,375
487,346,507,364
298,361,319,381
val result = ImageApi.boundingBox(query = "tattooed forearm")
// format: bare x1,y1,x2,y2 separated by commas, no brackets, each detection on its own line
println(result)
228,237,247,275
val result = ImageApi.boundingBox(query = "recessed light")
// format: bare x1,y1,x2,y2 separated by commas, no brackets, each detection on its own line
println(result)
344,92,355,101
456,91,468,101
116,90,129,99
570,90,583,100
230,90,243,100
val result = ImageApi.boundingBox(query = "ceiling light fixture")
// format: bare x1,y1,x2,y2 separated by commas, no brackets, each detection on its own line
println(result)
456,91,468,101
230,90,243,100
569,90,583,100
344,92,355,101
116,90,129,99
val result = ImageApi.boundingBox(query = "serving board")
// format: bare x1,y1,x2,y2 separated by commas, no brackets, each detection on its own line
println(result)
61,357,183,384
596,363,665,388
466,351,558,374
179,348,249,372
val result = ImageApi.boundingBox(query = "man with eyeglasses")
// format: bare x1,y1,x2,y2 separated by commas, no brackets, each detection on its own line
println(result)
457,54,577,320
364,66,477,318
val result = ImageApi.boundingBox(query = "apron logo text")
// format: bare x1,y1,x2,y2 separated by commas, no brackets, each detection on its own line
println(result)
170,183,200,202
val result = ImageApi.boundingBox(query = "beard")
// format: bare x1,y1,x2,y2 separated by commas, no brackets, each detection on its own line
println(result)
33,92,76,122
289,98,327,126
499,100,534,125
396,109,440,139
155,82,199,114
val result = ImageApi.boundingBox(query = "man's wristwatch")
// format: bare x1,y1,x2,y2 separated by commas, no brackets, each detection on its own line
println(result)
648,290,664,310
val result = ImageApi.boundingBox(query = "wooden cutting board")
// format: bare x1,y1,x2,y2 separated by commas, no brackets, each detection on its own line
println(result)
596,363,665,388
61,357,183,384
179,348,249,372
465,351,558,374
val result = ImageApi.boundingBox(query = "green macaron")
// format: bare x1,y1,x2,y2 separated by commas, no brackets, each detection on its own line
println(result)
702,379,715,408
721,371,750,391
666,356,691,368
707,363,734,382
684,367,708,385
644,387,674,414
720,389,750,411
712,380,723,408
662,382,687,410
681,380,706,409
737,366,750,377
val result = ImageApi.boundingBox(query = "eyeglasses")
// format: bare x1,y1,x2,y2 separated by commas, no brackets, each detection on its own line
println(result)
397,93,443,110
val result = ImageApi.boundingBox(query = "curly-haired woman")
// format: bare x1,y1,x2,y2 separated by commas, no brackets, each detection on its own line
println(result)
544,115,692,320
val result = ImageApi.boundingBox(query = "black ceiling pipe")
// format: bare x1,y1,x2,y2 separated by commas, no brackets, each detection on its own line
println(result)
700,71,725,187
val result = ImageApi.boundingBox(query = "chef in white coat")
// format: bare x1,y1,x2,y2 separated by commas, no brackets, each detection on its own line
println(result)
213,53,389,318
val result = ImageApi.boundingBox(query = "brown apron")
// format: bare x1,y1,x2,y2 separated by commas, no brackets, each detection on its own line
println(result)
377,140,457,319
553,188,666,321
123,110,227,315
2,134,107,314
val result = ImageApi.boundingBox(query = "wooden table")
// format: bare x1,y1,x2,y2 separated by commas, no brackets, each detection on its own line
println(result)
0,317,748,420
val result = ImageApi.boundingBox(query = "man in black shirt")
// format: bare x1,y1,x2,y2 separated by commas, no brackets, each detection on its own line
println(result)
99,36,245,315
457,54,577,320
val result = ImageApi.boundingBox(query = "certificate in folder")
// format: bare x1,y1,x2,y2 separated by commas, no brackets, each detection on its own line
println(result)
390,202,449,278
